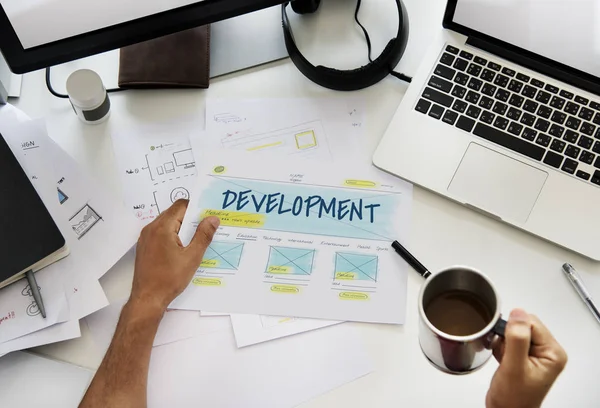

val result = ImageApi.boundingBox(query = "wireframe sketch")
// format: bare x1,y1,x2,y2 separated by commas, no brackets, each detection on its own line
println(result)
146,146,196,183
170,187,190,203
57,187,68,204
69,204,102,239
265,247,316,276
173,149,195,167
200,242,244,270
334,252,378,282
220,120,330,159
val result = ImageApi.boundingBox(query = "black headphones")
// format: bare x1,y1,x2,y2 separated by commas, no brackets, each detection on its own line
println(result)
282,0,409,91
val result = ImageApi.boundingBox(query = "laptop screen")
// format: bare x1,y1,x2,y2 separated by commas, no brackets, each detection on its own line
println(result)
453,0,600,79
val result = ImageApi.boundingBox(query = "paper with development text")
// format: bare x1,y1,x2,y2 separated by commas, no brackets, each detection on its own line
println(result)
170,153,412,324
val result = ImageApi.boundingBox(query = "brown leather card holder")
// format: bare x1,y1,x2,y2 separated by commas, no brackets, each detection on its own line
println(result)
118,26,210,89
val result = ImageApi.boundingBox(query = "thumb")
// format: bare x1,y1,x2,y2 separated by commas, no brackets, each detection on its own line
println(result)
501,308,532,373
188,216,220,254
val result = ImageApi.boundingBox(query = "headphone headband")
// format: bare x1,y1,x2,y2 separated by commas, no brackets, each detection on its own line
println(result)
282,0,409,91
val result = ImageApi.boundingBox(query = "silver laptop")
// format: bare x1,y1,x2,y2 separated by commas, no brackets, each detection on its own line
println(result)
374,0,600,260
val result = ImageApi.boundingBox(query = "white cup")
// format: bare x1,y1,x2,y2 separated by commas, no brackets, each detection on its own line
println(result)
66,69,110,124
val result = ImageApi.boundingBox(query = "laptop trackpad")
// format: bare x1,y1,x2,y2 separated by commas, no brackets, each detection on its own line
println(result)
448,143,548,224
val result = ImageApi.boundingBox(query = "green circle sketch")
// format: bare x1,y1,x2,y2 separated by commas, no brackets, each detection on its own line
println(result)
214,166,225,173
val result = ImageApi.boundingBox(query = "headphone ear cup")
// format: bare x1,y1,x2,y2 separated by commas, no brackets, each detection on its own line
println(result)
291,0,321,14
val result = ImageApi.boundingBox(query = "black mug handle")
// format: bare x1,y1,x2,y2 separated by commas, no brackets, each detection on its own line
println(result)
493,318,507,338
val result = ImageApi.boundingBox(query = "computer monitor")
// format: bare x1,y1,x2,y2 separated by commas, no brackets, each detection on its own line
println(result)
0,0,287,73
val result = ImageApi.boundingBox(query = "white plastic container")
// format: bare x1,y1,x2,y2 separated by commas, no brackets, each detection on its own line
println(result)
66,69,110,124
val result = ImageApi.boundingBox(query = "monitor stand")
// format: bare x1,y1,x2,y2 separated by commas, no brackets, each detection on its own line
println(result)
209,5,288,78
0,53,11,103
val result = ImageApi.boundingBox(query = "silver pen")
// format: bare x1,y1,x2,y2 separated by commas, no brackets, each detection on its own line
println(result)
562,263,600,325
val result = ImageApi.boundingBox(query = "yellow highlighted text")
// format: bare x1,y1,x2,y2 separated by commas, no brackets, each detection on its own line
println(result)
344,179,377,188
201,209,266,228
247,141,282,151
192,277,223,287
270,284,300,294
268,265,292,274
335,272,356,280
339,291,369,301
200,259,220,268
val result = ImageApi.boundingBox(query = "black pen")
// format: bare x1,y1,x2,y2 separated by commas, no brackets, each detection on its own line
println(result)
391,240,431,278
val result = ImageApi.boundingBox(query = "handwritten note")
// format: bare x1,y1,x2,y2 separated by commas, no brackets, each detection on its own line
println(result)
111,120,202,225
0,276,69,344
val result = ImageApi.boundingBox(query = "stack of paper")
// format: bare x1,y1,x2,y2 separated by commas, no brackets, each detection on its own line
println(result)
0,104,139,357
108,98,379,345
180,98,411,344
0,351,93,407
0,96,402,406
90,97,409,407
88,98,380,406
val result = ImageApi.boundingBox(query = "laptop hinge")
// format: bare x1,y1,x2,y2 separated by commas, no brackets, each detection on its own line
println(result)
466,36,600,98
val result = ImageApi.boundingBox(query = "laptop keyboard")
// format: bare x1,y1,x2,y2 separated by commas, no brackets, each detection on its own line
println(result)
415,44,600,186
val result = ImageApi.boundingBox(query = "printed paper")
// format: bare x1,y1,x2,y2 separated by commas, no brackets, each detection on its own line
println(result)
170,152,412,324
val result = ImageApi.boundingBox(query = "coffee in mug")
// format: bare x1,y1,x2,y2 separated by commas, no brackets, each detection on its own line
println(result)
424,290,493,336
418,266,506,374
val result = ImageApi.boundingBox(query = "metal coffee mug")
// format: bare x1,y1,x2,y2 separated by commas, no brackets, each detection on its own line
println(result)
418,266,507,375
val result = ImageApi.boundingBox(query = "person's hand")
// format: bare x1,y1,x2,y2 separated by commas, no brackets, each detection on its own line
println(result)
130,199,220,313
486,308,567,408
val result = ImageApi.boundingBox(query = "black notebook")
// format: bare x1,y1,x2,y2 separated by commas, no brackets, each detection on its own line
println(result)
0,132,67,288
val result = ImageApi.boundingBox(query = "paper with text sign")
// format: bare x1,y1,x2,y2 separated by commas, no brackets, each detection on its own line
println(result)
202,310,341,348
169,151,412,324
230,313,341,348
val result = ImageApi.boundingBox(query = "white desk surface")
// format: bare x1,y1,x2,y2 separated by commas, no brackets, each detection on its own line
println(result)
11,0,600,406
